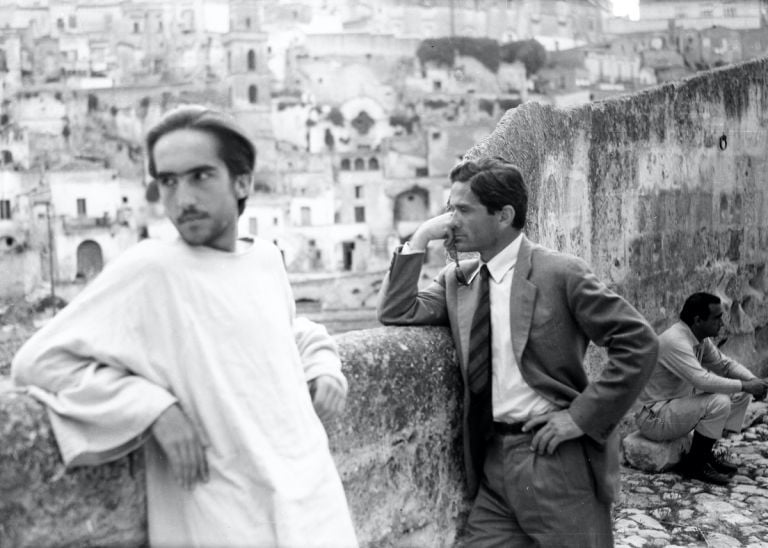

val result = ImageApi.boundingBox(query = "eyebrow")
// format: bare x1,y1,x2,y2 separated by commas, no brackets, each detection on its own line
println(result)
155,165,217,179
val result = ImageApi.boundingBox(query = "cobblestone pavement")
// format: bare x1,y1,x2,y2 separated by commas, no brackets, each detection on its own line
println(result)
615,419,768,548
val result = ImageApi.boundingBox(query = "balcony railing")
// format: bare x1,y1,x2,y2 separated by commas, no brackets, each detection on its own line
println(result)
62,215,112,232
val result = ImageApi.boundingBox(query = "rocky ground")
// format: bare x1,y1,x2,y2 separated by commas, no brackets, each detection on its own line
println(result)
614,417,768,548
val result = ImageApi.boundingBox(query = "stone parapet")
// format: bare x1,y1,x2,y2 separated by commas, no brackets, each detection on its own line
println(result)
0,326,470,548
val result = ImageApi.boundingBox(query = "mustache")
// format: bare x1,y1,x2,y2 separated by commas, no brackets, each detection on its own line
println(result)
177,209,209,223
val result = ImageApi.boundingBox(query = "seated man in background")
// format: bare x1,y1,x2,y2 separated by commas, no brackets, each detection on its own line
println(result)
636,292,768,485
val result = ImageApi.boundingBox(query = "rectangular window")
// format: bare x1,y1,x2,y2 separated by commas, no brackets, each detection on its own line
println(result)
68,15,77,28
354,206,365,223
415,167,429,177
354,185,363,199
300,206,311,226
0,199,11,220
77,198,87,216
248,217,258,235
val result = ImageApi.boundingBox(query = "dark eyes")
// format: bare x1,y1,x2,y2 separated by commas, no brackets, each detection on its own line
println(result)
155,171,212,187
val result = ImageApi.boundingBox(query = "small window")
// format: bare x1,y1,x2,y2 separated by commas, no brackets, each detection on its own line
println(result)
340,158,351,171
133,21,140,33
247,50,256,71
273,217,278,226
68,15,77,28
249,217,258,235
368,157,379,170
354,206,365,223
76,198,87,216
415,167,429,177
354,185,363,199
245,17,251,29
0,199,11,220
354,158,365,170
300,206,311,226
433,80,442,91
248,84,258,104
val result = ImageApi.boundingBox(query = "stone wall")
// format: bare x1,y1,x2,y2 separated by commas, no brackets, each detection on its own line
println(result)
465,56,768,378
1,326,468,547
2,57,768,546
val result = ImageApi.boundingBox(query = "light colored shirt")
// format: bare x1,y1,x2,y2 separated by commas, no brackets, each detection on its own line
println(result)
12,237,357,547
639,320,756,404
482,235,558,422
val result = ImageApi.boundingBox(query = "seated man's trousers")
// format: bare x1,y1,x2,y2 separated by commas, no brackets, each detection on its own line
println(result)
636,392,752,441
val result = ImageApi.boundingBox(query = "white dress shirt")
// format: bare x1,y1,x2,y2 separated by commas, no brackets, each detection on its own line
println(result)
482,235,558,422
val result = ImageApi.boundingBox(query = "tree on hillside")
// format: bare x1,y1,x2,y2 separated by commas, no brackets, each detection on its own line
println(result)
417,36,500,73
500,39,547,76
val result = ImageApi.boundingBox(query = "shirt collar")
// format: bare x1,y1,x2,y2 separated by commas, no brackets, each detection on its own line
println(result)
470,233,522,284
674,320,701,347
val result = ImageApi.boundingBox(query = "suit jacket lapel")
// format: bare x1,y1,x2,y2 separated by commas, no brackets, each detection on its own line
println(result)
453,258,481,371
510,236,537,366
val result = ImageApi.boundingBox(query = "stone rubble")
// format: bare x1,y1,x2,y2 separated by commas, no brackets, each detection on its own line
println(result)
615,418,768,548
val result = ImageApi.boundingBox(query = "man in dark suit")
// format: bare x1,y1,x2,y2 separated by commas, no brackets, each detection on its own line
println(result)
377,157,658,547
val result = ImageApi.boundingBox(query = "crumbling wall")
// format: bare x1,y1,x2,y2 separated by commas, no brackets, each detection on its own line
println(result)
466,57,768,378
2,57,768,546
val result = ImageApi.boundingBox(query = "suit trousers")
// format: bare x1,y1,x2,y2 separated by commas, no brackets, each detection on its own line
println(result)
463,431,612,548
636,392,752,441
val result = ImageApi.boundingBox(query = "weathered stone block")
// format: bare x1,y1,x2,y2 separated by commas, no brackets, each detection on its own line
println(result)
0,388,146,548
622,431,691,473
744,401,768,428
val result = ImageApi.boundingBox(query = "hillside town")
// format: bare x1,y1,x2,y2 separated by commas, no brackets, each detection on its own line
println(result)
1,0,768,315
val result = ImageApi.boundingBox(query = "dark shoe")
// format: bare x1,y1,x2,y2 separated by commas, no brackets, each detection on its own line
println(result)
678,460,732,485
710,450,739,475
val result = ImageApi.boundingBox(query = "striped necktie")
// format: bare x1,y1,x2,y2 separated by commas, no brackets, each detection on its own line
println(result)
467,264,491,395
466,264,493,473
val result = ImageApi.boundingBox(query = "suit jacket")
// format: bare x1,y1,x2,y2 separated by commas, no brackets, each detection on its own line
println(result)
377,236,658,502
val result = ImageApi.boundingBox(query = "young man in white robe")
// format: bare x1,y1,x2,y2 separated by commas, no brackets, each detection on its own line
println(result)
12,106,358,547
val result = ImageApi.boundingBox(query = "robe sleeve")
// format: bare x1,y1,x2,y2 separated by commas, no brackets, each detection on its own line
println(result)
11,243,177,467
293,317,348,394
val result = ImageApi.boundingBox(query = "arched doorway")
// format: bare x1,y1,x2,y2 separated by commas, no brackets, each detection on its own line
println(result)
76,240,103,280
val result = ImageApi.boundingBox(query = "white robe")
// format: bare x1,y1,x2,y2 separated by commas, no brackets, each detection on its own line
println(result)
12,237,357,548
